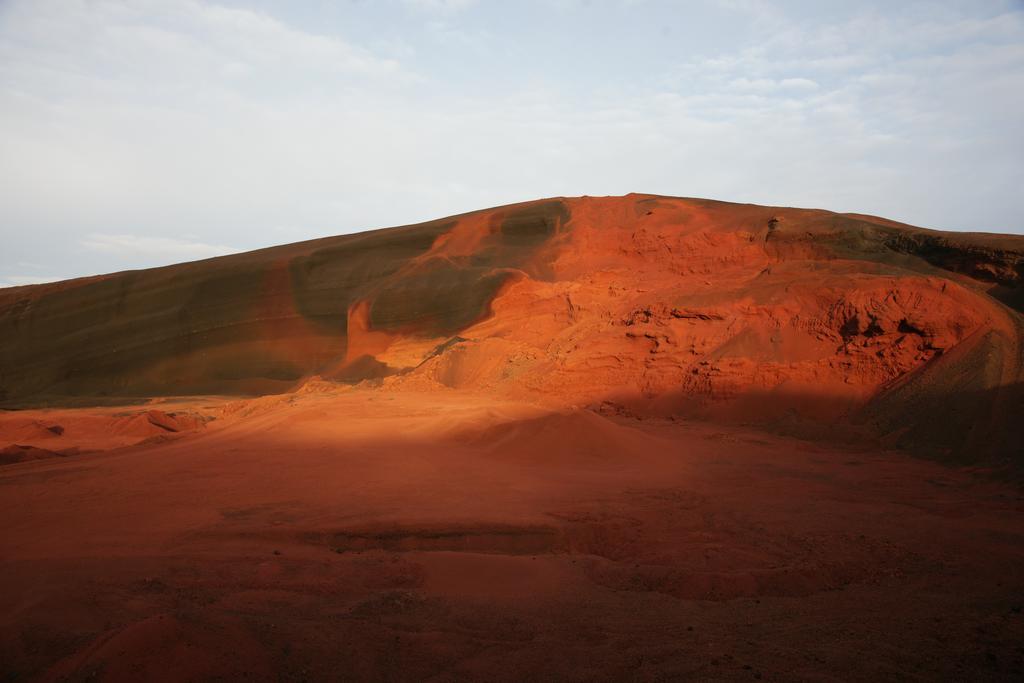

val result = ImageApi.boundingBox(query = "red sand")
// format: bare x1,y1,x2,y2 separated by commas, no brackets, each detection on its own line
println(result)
1,195,1023,680
1,389,1023,680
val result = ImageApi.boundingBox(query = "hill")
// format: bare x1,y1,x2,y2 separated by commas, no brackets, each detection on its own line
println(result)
3,193,1021,463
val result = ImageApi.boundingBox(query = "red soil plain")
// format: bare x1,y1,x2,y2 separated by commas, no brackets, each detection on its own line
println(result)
1,194,1023,681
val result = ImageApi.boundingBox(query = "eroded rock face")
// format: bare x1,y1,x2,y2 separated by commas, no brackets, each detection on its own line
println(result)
1,194,1021,463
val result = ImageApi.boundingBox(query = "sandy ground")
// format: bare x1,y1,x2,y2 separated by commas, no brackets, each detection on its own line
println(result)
2,388,1022,681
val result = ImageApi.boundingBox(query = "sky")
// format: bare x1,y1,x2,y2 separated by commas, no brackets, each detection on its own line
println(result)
1,0,1022,286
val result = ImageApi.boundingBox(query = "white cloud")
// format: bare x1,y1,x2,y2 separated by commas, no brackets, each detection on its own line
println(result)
0,275,63,288
779,77,819,89
725,77,819,93
403,0,477,12
81,234,239,261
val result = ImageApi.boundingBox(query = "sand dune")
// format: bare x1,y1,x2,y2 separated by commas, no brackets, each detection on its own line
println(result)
1,195,1023,680
3,194,1020,463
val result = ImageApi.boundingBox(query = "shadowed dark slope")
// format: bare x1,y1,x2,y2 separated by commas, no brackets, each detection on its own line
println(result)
0,199,572,401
